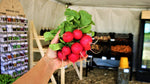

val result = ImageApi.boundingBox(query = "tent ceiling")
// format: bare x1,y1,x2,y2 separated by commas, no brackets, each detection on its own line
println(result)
55,0,150,8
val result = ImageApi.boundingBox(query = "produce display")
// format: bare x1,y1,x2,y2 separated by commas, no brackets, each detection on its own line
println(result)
111,45,132,53
44,8,95,63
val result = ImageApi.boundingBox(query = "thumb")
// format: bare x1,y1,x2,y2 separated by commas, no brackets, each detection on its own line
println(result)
51,30,60,44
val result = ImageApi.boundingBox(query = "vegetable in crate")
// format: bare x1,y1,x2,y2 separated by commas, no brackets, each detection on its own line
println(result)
44,8,95,63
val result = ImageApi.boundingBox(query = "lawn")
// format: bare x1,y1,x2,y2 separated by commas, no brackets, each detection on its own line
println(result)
144,33,150,42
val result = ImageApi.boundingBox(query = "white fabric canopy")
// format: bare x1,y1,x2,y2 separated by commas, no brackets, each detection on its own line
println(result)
19,0,66,33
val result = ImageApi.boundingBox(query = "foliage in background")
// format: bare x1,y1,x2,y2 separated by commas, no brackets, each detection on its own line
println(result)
144,33,150,42
44,8,95,50
0,74,19,84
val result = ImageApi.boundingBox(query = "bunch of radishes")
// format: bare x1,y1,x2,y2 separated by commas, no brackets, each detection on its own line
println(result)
58,30,92,62
44,8,95,63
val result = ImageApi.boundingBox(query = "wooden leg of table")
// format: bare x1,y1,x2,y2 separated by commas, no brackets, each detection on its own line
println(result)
80,61,83,80
74,63,81,80
61,67,65,84
51,75,57,84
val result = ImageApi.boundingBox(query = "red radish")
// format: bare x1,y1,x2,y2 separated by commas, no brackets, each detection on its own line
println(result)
80,50,87,58
73,29,83,40
63,32,74,42
68,53,80,63
62,46,71,56
83,34,87,37
71,42,83,54
57,51,66,60
84,45,91,50
80,35,92,50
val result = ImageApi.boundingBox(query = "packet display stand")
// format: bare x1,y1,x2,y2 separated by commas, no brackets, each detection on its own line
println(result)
0,0,29,78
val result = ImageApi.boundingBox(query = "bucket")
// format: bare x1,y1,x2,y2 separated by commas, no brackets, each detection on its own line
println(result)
120,57,129,69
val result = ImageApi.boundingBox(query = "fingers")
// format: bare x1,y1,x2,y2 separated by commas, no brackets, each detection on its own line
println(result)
62,60,71,66
51,30,60,44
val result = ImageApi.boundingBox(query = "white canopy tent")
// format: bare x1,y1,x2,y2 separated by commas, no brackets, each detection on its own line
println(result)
1,0,149,70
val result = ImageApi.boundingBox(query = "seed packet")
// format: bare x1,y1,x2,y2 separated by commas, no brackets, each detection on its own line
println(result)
6,53,12,61
1,54,8,62
0,34,8,42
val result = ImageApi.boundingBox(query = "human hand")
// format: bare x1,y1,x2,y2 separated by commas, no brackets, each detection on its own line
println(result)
44,30,88,71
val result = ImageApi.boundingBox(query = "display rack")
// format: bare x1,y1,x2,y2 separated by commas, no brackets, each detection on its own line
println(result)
0,0,28,77
29,21,84,84
88,32,133,80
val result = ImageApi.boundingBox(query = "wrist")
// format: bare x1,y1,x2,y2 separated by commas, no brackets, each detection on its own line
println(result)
43,56,56,72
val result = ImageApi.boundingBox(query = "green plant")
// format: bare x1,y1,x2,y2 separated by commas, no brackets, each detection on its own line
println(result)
0,74,20,84
44,8,95,50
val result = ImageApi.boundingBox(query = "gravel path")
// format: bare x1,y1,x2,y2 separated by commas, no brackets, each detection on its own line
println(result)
57,67,150,84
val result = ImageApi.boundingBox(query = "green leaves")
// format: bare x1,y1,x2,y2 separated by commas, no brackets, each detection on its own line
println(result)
65,8,80,20
64,21,74,32
44,8,95,49
59,39,65,44
81,24,91,33
92,31,95,37
0,74,19,84
44,32,54,41
49,43,64,51
79,10,92,27
66,16,74,21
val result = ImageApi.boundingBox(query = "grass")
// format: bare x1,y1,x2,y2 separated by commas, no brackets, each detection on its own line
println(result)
144,33,150,42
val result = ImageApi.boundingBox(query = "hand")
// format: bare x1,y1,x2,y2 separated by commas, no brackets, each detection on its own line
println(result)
44,30,88,71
